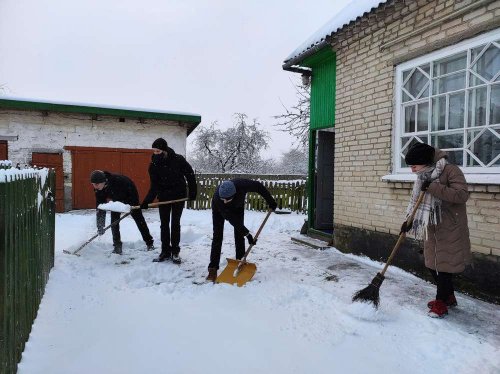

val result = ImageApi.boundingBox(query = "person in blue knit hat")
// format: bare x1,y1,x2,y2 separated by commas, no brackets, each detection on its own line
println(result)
206,179,277,282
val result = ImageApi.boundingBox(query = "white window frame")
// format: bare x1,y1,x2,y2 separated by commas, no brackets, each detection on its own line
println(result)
393,28,500,181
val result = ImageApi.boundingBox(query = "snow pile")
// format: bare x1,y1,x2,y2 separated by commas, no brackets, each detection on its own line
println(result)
98,201,132,213
17,210,500,374
0,159,12,168
0,166,49,184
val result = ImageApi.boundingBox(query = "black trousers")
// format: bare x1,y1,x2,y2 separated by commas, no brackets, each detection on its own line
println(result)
111,210,153,248
209,208,245,269
158,201,184,254
428,268,454,301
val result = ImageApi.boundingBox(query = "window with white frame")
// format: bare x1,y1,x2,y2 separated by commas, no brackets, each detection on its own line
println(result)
395,30,500,173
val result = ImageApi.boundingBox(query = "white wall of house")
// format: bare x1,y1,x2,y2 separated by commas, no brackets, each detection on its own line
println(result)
0,110,188,159
0,109,190,202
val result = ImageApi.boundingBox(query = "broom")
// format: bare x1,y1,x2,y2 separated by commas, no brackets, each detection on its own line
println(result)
352,191,426,308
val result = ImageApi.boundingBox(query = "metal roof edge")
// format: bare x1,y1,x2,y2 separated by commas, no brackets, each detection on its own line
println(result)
0,97,202,125
283,0,388,68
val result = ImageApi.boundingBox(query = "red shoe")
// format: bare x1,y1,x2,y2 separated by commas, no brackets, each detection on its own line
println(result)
428,299,448,318
427,294,457,309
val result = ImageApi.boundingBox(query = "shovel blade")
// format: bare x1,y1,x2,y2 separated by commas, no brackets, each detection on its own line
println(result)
216,258,257,287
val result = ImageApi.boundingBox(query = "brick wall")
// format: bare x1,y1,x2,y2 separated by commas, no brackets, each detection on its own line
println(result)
331,0,500,258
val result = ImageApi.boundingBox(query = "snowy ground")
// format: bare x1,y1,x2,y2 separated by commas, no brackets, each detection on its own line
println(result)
18,209,500,374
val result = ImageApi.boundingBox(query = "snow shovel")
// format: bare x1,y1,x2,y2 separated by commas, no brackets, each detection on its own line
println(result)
216,209,273,287
63,197,189,256
352,191,426,308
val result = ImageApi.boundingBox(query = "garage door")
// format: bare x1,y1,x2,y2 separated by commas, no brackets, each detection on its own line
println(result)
66,146,152,209
32,152,65,212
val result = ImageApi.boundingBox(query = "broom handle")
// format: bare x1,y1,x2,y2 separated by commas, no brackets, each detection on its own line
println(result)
380,191,426,276
240,209,273,263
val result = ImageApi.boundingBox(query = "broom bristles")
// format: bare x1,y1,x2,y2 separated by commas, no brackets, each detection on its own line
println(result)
352,272,385,309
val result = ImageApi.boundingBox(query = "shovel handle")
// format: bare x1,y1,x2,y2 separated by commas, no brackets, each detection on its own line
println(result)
67,211,132,256
239,209,273,265
131,197,189,210
380,191,426,276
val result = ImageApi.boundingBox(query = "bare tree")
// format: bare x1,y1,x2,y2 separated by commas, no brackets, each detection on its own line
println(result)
189,113,270,173
274,80,310,147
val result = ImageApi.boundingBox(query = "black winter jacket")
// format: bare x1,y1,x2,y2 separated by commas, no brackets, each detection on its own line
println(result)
212,178,276,235
95,171,139,229
142,146,197,204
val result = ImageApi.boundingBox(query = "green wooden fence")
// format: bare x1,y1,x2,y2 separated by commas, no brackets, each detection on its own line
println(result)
0,166,55,374
187,173,307,213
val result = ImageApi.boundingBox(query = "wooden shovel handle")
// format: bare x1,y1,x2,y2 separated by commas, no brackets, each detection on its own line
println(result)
131,197,189,210
380,191,426,276
240,209,273,263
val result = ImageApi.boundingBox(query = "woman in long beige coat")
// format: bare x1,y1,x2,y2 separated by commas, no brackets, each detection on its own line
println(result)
401,143,471,318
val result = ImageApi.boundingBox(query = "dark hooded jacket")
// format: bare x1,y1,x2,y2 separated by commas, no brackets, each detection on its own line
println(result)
94,171,139,229
142,146,197,203
212,178,276,235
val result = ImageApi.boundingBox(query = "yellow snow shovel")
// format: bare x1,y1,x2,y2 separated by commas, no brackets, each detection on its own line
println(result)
216,209,273,287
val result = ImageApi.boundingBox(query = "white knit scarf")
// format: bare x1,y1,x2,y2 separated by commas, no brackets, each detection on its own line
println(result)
405,157,448,240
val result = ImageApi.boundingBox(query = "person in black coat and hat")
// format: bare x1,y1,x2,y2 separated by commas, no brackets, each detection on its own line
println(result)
90,170,154,255
206,179,277,282
141,138,197,264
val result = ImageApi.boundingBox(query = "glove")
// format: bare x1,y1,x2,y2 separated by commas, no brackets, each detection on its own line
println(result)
399,220,413,235
97,227,105,236
269,200,278,211
421,179,432,192
246,233,257,246
140,202,149,209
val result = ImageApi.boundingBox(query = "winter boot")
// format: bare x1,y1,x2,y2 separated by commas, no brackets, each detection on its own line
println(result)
112,243,123,255
172,253,181,265
206,268,218,283
153,249,171,263
428,299,448,318
427,294,457,309
146,241,155,251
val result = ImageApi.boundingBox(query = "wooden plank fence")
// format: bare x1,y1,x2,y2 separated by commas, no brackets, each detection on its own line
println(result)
0,166,55,374
187,173,307,213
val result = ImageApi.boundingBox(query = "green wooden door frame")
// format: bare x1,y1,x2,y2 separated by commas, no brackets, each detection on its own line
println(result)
307,129,317,228
303,47,336,231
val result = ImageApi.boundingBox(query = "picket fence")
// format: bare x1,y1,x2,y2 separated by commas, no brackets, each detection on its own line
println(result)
187,173,307,213
0,165,55,374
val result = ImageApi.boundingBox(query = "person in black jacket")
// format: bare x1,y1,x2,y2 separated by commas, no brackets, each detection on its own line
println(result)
206,179,277,282
90,170,154,255
141,138,197,264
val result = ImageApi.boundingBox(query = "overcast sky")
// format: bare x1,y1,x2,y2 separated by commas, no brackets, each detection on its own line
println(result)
0,0,351,158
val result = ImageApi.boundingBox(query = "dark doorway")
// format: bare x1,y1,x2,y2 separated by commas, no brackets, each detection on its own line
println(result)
314,131,334,231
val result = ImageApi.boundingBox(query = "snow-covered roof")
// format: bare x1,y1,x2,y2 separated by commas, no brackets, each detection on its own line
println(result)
284,0,387,66
0,96,201,125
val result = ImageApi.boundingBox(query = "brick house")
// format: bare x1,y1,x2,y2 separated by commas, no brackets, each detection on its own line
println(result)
283,0,500,302
0,97,201,212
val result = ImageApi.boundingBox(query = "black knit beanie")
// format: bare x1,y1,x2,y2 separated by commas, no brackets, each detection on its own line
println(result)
405,143,435,165
90,170,106,183
152,138,168,152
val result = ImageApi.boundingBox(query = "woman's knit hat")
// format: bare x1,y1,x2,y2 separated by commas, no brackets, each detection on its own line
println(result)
405,143,435,165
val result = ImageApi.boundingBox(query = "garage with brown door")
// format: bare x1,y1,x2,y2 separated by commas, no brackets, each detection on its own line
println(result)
66,146,153,209
31,152,65,212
